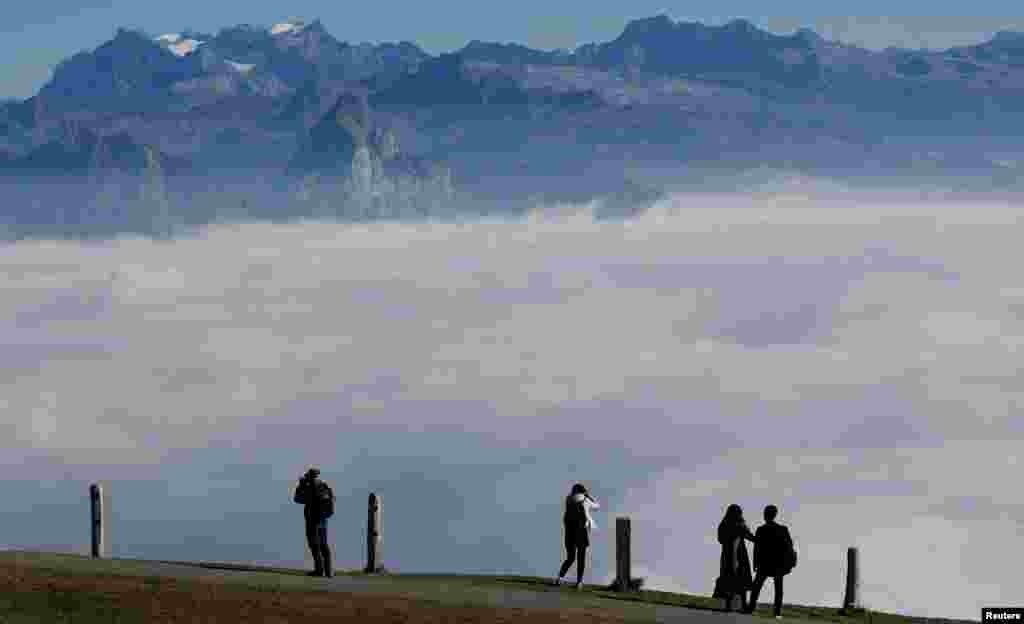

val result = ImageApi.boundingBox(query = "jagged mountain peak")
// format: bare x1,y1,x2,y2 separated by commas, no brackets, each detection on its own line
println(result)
794,27,825,45
613,15,782,50
987,30,1024,52
617,14,677,40
723,18,762,33
111,27,152,44
211,24,269,42
90,27,170,56
992,30,1024,43
326,92,372,143
286,91,369,176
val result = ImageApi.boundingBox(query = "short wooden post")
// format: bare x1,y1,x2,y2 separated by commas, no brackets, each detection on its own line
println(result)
613,517,632,591
365,493,383,573
89,483,106,558
842,547,861,612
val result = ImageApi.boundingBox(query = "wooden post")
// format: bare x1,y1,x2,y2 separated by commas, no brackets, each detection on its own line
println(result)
89,483,106,558
365,493,383,573
842,547,861,612
614,517,632,591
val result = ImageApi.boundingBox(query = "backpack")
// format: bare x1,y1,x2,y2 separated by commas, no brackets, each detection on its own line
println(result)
316,481,335,519
782,542,797,573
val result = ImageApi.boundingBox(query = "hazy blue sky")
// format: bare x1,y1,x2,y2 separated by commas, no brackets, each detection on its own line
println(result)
3,193,1023,620
2,1,1024,97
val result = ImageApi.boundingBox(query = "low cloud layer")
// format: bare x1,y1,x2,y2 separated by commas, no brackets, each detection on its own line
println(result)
2,194,1021,619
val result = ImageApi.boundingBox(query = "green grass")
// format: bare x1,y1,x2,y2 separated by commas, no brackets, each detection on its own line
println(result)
0,576,147,624
0,550,976,624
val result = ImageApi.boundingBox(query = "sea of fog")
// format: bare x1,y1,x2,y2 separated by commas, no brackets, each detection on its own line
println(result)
2,192,1022,620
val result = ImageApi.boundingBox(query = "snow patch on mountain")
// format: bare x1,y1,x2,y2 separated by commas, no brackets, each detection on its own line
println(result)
167,38,204,57
270,19,306,35
155,33,182,44
226,60,256,73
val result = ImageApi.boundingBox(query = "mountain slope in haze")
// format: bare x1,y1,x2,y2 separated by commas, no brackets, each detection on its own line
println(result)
288,92,454,219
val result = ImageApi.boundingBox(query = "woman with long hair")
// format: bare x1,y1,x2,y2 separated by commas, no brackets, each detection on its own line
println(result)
554,483,600,589
715,503,756,611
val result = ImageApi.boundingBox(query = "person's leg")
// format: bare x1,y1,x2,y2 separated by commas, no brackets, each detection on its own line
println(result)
558,535,577,578
773,575,784,617
575,544,588,586
723,592,735,612
748,572,768,613
305,520,323,575
318,520,332,578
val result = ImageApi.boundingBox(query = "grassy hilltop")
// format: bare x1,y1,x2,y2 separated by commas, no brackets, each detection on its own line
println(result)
0,551,977,624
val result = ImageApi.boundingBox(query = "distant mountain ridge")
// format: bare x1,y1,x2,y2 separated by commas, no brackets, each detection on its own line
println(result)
31,19,429,116
13,14,1024,121
2,14,1024,238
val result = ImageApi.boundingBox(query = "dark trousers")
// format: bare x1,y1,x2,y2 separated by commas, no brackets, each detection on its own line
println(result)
305,518,332,576
749,572,784,615
558,534,588,583
723,590,749,612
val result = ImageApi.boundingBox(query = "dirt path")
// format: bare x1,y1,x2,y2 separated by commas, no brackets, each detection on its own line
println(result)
126,561,741,622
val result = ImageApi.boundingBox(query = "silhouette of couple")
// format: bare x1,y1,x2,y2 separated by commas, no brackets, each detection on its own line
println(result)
715,504,796,618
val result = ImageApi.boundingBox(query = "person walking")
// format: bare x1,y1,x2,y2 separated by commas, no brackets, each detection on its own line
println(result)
554,483,600,589
293,467,336,577
745,505,796,619
714,503,755,612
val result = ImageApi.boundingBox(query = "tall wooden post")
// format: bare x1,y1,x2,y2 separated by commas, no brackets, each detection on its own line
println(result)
843,547,861,612
89,483,106,558
365,493,383,573
614,517,632,591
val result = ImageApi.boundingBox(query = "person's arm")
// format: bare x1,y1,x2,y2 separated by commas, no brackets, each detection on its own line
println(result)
742,521,756,541
753,527,762,572
293,479,309,504
730,534,742,572
583,496,598,529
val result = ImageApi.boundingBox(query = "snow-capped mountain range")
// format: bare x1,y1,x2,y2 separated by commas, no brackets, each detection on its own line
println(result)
154,18,310,57
2,14,1023,210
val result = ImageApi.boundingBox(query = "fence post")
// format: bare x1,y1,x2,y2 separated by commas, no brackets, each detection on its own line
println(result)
365,492,383,573
842,547,861,612
613,516,632,591
89,483,106,558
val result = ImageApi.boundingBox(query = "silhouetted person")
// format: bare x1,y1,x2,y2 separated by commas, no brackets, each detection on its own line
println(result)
555,483,600,589
293,467,335,577
746,505,796,619
714,503,755,612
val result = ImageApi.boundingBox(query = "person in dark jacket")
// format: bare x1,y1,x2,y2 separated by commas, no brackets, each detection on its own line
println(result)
293,467,334,577
715,503,755,612
554,483,600,589
745,505,795,618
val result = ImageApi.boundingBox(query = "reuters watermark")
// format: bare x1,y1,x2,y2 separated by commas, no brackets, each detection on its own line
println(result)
983,608,1024,622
